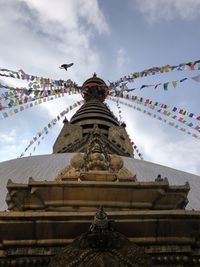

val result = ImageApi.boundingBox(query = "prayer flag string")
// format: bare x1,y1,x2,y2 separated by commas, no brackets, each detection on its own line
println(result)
0,81,80,108
0,68,78,89
0,94,63,120
0,90,80,121
109,98,144,160
108,97,200,140
110,93,200,132
129,95,200,122
110,59,200,86
0,79,80,120
20,100,84,157
109,73,200,92
109,88,200,121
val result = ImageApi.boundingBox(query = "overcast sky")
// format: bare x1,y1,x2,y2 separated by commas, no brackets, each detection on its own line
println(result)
0,0,200,175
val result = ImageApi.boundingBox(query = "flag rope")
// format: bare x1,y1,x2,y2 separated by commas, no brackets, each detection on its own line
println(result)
20,100,84,157
108,96,200,140
110,59,200,86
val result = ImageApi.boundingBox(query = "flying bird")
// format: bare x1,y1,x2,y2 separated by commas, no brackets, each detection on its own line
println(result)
59,63,74,71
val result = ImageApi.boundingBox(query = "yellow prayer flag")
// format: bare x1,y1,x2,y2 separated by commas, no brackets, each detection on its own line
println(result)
172,81,177,88
9,110,14,116
36,77,41,83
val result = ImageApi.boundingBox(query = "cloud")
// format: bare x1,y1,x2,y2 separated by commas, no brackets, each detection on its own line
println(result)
23,0,109,34
135,0,200,23
106,99,200,175
140,130,200,175
0,0,110,161
116,48,129,69
0,127,30,161
0,0,199,178
0,129,17,143
127,112,200,175
78,0,110,35
41,94,83,123
0,0,109,81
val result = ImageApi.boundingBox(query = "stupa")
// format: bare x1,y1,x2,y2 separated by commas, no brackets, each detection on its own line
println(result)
0,74,200,266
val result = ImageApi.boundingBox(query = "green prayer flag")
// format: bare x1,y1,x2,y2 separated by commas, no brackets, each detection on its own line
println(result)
163,82,169,90
172,81,177,88
34,90,39,97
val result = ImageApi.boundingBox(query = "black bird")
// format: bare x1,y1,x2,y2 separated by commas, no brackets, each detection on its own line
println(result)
59,63,74,71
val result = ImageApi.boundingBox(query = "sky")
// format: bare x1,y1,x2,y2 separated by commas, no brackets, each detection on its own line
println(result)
0,0,200,175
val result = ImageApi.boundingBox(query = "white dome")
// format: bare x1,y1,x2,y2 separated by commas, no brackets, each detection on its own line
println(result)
0,153,199,210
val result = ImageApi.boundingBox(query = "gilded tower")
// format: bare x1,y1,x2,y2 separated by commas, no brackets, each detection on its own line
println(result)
53,73,133,156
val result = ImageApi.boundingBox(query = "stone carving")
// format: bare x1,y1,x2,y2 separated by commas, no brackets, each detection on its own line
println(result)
70,153,85,170
55,165,80,180
82,125,111,172
55,126,136,182
110,155,123,172
49,207,152,267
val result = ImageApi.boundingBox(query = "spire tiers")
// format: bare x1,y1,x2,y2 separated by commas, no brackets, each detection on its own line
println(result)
53,75,134,156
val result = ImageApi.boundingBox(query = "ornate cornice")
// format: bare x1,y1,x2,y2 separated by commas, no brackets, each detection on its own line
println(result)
49,207,152,267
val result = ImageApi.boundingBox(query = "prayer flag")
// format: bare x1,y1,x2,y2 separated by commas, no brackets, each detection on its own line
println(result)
154,83,161,89
187,63,195,70
172,81,177,88
180,78,187,82
163,83,169,90
9,110,14,116
192,74,200,82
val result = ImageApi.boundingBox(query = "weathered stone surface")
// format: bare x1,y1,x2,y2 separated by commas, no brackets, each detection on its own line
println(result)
49,207,152,267
53,124,82,153
109,126,133,156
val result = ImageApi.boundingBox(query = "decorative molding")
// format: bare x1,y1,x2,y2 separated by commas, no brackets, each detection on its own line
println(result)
55,126,136,183
49,207,152,267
